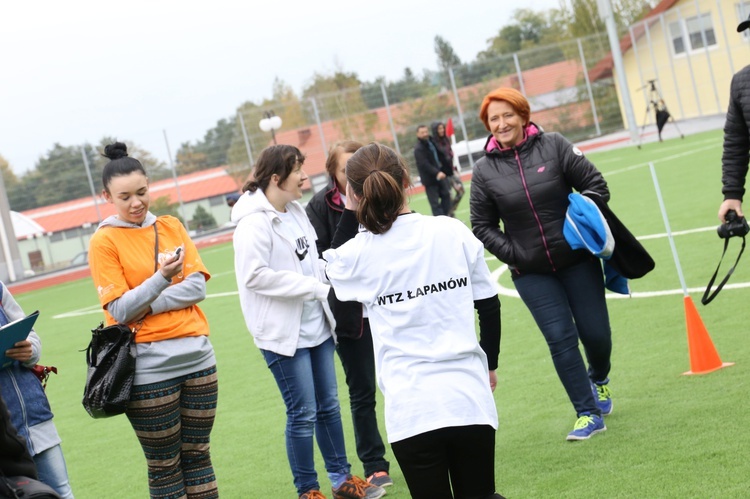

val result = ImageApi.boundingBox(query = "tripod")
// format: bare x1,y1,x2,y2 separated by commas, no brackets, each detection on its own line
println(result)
640,79,684,142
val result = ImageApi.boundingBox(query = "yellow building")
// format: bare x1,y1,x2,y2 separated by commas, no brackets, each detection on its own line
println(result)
592,0,750,127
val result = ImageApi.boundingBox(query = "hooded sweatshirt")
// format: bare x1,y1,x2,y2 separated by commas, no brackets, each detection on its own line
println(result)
88,212,215,385
231,189,334,357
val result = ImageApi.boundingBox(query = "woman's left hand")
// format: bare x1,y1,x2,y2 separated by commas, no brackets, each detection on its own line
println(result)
160,245,185,280
5,340,33,363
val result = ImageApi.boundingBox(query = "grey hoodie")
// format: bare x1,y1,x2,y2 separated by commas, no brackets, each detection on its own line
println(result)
94,212,215,384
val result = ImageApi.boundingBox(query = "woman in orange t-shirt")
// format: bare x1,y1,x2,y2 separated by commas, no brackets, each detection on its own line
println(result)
88,142,218,499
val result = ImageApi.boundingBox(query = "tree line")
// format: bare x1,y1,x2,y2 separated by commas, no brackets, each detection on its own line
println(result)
2,2,654,212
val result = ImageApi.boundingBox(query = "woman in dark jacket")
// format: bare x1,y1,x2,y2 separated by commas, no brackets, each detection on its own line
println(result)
305,141,393,489
470,87,614,441
431,121,464,216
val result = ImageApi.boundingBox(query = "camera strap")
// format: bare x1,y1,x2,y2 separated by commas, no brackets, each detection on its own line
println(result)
701,236,746,305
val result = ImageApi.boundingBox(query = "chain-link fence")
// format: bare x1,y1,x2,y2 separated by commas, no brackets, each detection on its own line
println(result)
218,32,624,192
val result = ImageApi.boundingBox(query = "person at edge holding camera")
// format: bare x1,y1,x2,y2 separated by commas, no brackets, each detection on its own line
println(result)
718,14,750,224
470,87,614,441
88,142,219,499
0,281,73,498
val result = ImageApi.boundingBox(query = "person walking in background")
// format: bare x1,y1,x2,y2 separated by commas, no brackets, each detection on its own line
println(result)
431,121,465,216
414,125,451,216
325,143,504,499
470,87,614,441
88,142,219,499
305,141,393,491
232,144,385,499
0,281,73,498
717,14,750,223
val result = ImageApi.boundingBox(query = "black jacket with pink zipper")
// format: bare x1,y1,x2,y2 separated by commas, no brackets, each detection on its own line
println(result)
470,123,609,274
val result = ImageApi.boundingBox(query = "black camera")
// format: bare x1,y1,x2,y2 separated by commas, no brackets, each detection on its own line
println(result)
717,210,750,239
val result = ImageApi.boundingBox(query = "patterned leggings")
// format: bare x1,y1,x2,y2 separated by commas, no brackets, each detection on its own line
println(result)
126,366,219,499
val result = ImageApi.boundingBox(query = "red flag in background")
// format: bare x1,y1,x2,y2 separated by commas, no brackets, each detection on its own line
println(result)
446,118,455,137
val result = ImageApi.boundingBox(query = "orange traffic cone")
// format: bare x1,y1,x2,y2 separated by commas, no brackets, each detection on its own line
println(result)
682,296,734,375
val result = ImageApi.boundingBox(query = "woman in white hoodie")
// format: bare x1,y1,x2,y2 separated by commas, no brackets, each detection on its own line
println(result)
231,145,384,499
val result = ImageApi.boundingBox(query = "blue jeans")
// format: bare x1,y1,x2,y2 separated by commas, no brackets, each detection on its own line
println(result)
513,256,612,416
35,444,74,499
261,337,350,495
336,320,389,477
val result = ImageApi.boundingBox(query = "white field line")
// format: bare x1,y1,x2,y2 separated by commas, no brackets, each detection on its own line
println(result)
605,143,719,176
591,137,717,166
486,223,741,299
52,223,730,319
52,291,240,319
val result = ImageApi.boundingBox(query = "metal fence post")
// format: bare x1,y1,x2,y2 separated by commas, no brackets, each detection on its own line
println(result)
513,53,526,96
81,147,102,223
676,6,703,116
659,13,686,119
162,129,189,227
716,0,735,75
577,37,602,136
380,82,401,155
694,0,721,112
310,97,328,158
237,111,254,166
448,67,474,169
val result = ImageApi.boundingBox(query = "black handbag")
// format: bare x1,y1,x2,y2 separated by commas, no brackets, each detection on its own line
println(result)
0,475,62,498
81,322,137,418
82,223,159,418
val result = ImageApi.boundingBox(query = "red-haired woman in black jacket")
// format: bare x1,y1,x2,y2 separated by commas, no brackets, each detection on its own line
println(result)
470,87,615,442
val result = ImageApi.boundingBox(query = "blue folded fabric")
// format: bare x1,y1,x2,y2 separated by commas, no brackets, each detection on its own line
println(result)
564,193,629,295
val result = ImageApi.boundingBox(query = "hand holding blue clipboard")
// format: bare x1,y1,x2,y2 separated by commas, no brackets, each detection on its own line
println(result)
0,310,40,369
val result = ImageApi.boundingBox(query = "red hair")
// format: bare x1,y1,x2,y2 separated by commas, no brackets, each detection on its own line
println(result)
479,87,531,131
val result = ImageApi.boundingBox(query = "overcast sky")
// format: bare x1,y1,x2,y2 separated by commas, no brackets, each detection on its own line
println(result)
1,0,561,174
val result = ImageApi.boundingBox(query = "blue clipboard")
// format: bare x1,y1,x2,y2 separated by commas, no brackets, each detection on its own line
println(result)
0,310,40,369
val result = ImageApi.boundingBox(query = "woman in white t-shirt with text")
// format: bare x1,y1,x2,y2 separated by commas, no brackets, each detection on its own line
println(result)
324,143,505,499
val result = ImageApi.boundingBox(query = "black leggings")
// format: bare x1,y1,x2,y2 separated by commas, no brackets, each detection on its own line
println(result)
390,425,504,499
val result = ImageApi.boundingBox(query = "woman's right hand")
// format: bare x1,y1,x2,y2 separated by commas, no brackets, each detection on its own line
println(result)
160,245,185,280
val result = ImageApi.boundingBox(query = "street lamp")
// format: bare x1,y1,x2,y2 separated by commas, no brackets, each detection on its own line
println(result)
259,110,282,145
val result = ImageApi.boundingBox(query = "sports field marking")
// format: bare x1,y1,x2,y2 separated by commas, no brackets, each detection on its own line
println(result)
51,290,241,320
591,136,718,166
605,143,719,176
489,263,750,299
486,223,747,299
51,222,732,319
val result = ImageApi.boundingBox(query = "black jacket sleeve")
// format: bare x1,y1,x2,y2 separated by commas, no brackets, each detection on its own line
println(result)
327,208,364,339
474,296,501,371
305,194,331,255
722,70,750,201
469,165,519,266
414,143,441,184
330,209,360,249
555,133,610,201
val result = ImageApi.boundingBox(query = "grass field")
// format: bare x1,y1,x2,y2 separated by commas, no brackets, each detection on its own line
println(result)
12,128,750,498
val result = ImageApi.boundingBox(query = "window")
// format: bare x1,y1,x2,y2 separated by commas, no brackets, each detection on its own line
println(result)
669,12,717,55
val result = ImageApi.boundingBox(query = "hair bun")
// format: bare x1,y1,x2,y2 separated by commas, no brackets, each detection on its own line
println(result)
103,142,128,160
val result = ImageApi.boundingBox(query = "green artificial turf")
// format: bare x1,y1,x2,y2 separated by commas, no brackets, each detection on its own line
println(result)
13,129,749,497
